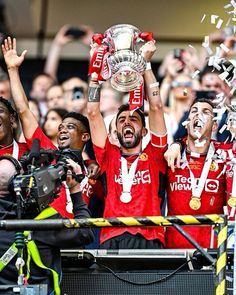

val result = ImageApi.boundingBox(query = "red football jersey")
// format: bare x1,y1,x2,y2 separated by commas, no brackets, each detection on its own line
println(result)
93,137,167,245
166,141,231,248
0,141,28,158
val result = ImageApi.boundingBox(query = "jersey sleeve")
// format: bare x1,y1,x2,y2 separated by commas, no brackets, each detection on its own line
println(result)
92,138,111,174
25,126,56,150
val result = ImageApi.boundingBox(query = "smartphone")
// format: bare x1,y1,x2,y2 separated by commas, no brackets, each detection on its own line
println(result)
72,87,85,100
196,90,216,100
174,48,185,61
65,27,86,39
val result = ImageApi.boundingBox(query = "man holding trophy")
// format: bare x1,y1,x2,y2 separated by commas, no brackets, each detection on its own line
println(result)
87,24,167,249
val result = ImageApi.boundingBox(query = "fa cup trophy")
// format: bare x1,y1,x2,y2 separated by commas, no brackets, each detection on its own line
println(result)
89,24,153,93
104,24,148,92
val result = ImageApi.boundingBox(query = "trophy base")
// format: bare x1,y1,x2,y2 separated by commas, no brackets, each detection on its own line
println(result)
109,50,146,92
111,68,143,92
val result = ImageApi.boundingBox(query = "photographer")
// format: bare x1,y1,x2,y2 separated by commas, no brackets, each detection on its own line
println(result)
0,155,94,294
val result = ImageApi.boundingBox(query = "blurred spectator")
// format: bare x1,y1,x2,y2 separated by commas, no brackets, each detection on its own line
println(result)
29,72,55,118
62,76,88,114
159,49,200,106
158,48,201,79
43,108,68,147
44,24,94,81
107,115,120,147
164,73,197,138
46,84,66,110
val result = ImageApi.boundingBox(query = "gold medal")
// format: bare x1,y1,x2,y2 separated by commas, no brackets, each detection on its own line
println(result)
189,197,201,210
228,197,236,208
120,192,132,203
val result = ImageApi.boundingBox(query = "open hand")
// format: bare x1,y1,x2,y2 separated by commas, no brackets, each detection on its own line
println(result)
2,37,27,69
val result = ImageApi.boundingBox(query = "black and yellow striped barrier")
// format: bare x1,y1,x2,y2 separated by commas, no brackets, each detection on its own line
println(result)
0,214,228,295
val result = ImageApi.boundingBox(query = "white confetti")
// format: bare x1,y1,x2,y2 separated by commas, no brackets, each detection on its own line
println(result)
201,14,206,23
220,43,230,53
218,71,229,81
216,18,224,29
192,70,200,79
228,149,234,160
219,124,227,134
224,4,232,9
211,14,219,24
213,108,224,113
182,120,190,127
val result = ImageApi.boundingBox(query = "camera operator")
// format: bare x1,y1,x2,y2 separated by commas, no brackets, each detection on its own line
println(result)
0,156,94,294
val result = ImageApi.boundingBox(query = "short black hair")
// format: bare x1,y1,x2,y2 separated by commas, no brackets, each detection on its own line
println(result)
0,97,17,119
190,98,215,111
116,104,146,127
63,112,90,134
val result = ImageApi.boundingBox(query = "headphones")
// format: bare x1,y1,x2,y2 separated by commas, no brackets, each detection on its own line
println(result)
0,155,22,193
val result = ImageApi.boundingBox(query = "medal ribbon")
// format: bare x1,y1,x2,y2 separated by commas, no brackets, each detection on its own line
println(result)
121,156,139,195
183,143,215,199
12,140,19,159
230,162,236,201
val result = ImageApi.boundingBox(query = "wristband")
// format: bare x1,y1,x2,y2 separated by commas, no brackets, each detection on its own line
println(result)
88,86,100,102
149,82,159,88
146,62,152,71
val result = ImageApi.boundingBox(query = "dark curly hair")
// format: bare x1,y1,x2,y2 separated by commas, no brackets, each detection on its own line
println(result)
116,104,146,127
63,112,90,134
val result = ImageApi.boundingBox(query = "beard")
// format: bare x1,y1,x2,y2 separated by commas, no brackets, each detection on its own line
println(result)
117,130,142,149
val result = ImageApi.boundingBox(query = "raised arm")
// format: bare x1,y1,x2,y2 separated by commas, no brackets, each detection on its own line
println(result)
2,37,38,138
44,25,73,81
87,75,107,148
44,24,94,81
142,41,167,136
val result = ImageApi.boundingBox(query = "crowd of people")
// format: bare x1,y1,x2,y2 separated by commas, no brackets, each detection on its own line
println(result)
0,23,236,294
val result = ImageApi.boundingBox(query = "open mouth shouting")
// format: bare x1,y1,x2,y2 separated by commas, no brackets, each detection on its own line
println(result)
58,134,70,146
122,126,134,141
193,118,204,133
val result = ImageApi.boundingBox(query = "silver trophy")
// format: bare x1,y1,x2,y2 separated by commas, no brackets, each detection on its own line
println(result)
104,24,147,92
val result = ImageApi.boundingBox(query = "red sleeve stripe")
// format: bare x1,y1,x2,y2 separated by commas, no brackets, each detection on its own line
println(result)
150,131,168,147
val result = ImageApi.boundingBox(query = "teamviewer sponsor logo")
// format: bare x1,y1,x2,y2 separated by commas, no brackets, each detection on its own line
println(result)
205,179,219,192
169,175,219,192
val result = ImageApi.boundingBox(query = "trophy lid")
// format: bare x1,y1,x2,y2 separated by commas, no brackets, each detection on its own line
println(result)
104,24,141,37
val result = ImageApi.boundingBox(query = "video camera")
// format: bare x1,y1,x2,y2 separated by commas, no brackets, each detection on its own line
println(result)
12,139,85,217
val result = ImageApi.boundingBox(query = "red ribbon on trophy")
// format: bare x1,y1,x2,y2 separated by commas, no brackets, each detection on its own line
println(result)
139,32,154,42
129,84,144,111
92,33,104,45
88,34,111,81
129,31,154,111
